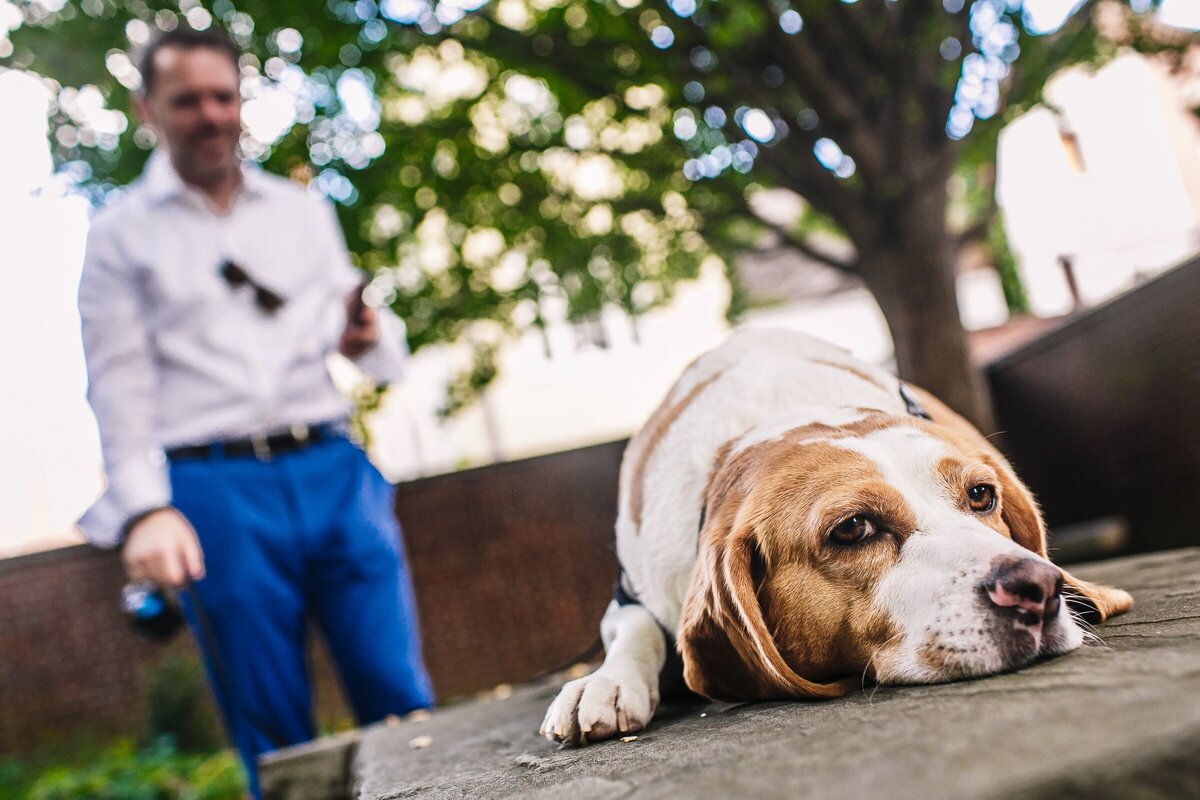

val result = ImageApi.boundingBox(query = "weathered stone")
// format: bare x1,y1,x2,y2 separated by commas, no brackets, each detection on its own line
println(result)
345,548,1200,799
260,729,360,800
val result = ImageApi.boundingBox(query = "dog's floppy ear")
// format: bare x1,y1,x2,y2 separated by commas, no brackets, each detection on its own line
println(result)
1059,571,1134,623
678,523,852,702
677,470,855,702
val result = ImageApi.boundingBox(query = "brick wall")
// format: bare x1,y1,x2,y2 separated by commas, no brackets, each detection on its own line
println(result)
0,440,623,759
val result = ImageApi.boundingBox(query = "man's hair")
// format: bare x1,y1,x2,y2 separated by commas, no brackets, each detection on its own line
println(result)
138,26,242,96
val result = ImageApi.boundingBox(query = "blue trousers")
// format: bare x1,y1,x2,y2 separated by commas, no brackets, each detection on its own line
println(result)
169,434,433,797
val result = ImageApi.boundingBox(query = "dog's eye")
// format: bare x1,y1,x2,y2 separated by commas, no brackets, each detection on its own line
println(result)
967,484,997,513
830,515,879,545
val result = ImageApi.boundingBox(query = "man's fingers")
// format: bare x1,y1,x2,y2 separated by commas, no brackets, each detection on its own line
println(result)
160,547,188,588
147,547,178,588
120,508,201,587
144,539,186,587
339,327,379,358
183,536,206,582
347,332,378,347
123,541,155,583
124,554,149,583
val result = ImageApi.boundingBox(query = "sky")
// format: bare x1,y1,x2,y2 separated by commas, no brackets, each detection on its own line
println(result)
0,0,1196,556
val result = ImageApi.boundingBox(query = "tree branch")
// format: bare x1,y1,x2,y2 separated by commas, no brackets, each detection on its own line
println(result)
757,218,859,274
762,20,889,184
651,7,876,234
955,204,997,251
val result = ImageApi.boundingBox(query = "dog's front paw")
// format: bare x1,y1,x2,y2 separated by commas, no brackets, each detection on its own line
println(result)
540,671,657,746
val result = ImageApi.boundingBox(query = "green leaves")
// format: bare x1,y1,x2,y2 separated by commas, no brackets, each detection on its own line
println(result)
7,0,1193,411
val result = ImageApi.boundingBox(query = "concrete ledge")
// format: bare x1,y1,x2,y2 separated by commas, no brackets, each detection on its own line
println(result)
260,729,360,800
351,548,1200,800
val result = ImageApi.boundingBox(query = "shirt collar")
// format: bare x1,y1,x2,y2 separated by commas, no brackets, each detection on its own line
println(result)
140,149,272,206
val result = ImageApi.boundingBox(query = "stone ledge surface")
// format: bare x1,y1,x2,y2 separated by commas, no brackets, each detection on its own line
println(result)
261,729,361,800
354,548,1200,800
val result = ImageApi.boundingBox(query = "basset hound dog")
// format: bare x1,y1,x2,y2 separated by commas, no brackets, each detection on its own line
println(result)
542,327,1132,745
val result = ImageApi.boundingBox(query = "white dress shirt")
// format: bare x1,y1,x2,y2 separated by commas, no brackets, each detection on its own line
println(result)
78,150,408,547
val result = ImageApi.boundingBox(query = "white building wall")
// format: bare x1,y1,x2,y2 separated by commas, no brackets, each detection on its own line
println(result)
997,53,1200,315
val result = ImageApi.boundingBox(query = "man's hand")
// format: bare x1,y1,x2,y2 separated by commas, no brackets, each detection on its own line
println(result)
122,507,205,588
339,285,379,359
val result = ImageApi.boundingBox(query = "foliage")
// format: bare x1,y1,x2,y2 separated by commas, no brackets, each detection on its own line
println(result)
988,210,1030,314
4,0,1195,413
4,738,244,800
440,338,498,417
0,759,35,800
348,375,388,445
145,654,225,754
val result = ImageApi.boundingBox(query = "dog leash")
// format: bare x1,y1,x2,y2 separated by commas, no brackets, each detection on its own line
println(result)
530,636,605,682
184,580,291,750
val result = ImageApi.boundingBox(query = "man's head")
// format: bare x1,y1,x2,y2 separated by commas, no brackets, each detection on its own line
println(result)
135,27,242,187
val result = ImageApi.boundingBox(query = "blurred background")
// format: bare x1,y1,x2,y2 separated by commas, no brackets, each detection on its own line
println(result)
1,0,1198,557
1,0,1198,793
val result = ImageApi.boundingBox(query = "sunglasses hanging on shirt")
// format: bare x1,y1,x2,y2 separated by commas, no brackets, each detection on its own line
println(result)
220,260,286,314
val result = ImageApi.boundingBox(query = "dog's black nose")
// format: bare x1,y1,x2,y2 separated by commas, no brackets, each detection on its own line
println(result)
983,556,1063,627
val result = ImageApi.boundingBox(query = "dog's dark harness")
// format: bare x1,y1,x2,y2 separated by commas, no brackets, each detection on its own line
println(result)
899,382,933,420
613,381,931,694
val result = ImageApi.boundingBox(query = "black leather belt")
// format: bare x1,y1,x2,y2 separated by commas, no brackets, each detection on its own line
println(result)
165,422,341,462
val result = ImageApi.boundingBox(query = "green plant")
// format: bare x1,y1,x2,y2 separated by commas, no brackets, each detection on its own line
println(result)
145,654,224,754
988,211,1032,315
0,759,35,800
24,737,244,800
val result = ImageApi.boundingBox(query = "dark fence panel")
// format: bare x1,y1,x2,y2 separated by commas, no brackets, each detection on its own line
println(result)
987,257,1200,555
0,440,625,757
396,439,624,699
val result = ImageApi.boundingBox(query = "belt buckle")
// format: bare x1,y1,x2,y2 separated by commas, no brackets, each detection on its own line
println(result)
250,433,272,461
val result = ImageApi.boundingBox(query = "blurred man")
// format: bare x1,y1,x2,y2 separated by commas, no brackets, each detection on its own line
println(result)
78,26,432,797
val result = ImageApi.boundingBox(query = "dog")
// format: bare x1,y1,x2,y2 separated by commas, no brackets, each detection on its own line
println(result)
542,327,1132,745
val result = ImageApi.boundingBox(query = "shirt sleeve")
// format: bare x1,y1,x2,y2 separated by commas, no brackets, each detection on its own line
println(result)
316,198,410,384
76,218,171,548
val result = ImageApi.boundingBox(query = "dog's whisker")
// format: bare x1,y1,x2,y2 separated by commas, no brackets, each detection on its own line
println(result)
862,630,906,702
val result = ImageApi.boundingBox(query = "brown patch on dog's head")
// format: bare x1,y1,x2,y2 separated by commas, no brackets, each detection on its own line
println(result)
891,385,1048,557
677,423,902,701
987,455,1048,556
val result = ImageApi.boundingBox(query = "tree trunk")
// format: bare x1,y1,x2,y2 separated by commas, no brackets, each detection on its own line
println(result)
857,187,996,431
